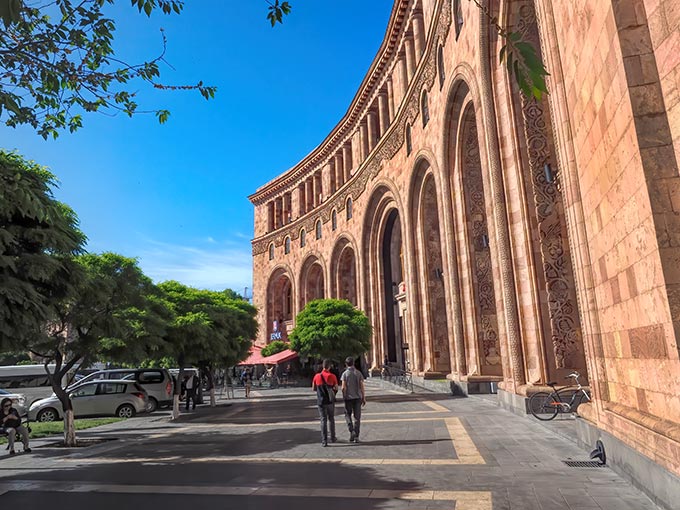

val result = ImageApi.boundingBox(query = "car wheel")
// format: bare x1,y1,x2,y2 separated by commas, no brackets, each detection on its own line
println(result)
146,397,158,413
37,408,58,422
116,404,136,419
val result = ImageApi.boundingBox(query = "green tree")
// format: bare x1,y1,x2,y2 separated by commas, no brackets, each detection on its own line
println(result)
28,252,168,446
289,299,372,362
156,281,257,416
0,0,216,139
0,150,86,348
261,340,288,358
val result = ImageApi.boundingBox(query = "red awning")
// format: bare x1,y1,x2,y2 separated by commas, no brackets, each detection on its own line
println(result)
238,345,267,365
261,349,298,365
238,346,298,366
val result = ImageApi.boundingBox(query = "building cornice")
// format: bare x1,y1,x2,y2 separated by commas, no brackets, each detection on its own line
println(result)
248,0,412,206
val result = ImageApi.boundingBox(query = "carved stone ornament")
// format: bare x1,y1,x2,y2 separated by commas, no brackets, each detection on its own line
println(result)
517,2,582,369
252,0,453,256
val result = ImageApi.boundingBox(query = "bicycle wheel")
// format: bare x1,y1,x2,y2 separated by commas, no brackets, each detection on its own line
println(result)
528,391,559,420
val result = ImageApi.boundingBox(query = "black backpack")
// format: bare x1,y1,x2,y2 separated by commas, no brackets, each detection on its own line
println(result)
316,372,335,405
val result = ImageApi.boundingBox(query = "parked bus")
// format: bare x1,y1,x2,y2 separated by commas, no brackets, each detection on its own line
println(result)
0,364,71,406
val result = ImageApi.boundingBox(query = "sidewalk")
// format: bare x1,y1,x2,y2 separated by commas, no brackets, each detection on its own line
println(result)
0,378,663,509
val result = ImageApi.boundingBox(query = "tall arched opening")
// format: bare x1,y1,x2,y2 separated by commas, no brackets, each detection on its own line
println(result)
299,256,325,309
330,238,358,306
266,268,294,341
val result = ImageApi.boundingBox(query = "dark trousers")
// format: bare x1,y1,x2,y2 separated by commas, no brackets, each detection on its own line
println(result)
185,389,196,410
344,398,362,437
317,403,336,443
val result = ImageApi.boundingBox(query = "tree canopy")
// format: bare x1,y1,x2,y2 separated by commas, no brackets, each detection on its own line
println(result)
289,299,371,361
261,340,288,358
0,0,216,138
0,150,85,348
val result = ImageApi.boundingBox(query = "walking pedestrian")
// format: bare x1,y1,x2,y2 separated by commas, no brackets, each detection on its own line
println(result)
184,372,198,411
0,398,30,455
243,367,253,398
312,359,338,447
341,356,366,443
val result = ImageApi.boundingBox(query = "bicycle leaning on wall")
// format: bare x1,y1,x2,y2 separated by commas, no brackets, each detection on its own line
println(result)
528,371,591,421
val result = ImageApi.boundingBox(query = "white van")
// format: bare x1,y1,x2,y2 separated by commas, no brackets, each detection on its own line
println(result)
0,364,71,406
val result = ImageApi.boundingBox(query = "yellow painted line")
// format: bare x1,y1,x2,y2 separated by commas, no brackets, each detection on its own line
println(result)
445,417,485,464
361,410,447,416
0,480,491,508
422,400,450,412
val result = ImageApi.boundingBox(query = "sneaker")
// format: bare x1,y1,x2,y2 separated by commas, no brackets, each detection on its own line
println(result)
353,436,360,443
331,437,337,443
349,433,355,443
24,448,31,453
321,441,328,447
9,450,15,456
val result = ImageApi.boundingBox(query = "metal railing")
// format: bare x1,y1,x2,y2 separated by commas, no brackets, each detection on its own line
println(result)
381,365,414,393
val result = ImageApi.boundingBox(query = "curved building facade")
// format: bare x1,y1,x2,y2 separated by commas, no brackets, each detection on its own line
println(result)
250,0,680,502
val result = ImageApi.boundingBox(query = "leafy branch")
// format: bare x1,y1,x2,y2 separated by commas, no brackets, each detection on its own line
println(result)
468,0,548,99
0,0,216,138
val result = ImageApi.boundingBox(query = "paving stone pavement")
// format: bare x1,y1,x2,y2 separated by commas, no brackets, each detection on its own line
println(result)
0,378,663,509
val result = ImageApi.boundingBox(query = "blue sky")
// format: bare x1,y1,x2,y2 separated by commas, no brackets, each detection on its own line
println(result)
1,0,393,295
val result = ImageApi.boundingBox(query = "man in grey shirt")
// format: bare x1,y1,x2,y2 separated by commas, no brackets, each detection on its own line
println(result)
341,356,366,443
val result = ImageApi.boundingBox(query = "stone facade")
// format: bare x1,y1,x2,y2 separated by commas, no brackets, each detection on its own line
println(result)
249,0,680,490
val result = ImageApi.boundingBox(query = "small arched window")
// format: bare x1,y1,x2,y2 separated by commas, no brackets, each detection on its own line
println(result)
315,219,322,240
438,45,445,89
284,236,291,254
332,210,337,231
406,124,412,155
268,243,275,261
421,91,430,127
454,0,463,40
300,229,306,247
346,198,353,220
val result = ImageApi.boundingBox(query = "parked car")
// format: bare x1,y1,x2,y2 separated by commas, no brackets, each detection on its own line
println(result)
29,380,148,422
0,388,27,416
72,368,173,412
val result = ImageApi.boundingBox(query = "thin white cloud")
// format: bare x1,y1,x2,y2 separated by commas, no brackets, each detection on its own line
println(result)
138,238,252,293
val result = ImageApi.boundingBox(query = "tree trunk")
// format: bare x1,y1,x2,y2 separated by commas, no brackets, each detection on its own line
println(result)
205,367,216,407
63,409,77,447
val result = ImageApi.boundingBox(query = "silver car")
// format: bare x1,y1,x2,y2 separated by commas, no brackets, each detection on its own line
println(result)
28,380,148,422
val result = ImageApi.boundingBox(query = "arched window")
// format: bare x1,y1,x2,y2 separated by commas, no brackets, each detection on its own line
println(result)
346,198,353,220
454,0,463,40
268,243,275,261
406,124,412,155
438,45,445,89
284,236,291,254
315,219,322,240
300,229,306,247
332,210,337,231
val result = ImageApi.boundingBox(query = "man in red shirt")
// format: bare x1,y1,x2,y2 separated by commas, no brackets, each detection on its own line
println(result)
312,359,339,446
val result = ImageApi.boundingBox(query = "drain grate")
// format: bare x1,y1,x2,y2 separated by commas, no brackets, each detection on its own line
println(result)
563,460,606,468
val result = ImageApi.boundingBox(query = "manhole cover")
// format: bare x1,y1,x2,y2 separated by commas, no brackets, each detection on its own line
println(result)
563,460,606,468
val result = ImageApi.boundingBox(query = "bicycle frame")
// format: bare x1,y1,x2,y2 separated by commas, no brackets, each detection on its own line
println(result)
548,375,590,413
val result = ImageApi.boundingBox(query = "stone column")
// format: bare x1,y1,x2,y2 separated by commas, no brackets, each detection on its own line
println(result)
367,109,378,150
386,77,395,120
267,201,275,231
283,192,292,223
359,120,369,161
306,178,314,210
314,171,323,206
404,35,416,80
334,152,344,188
399,53,409,101
324,161,334,195
292,186,301,219
378,91,389,135
343,143,353,180
274,196,283,229
412,13,426,59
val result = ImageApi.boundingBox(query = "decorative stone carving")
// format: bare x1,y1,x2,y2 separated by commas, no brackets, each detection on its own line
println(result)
517,2,583,369
462,116,501,367
252,0,453,256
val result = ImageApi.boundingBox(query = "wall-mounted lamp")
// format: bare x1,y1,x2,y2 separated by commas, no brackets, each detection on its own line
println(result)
480,234,489,249
544,163,555,184
434,268,444,280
